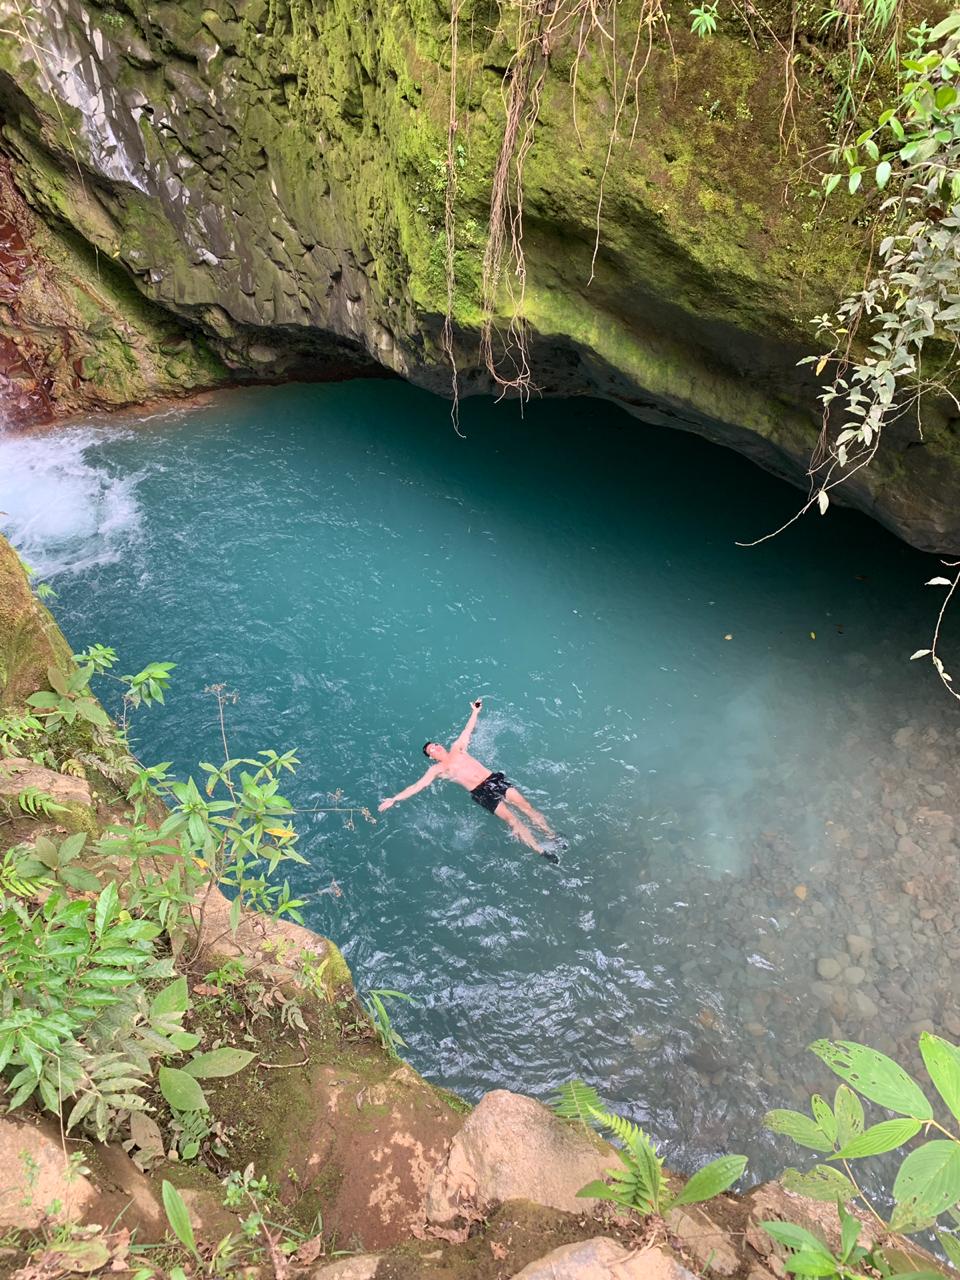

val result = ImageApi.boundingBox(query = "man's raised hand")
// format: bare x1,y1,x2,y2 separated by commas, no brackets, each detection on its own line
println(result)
472,698,482,710
378,797,395,812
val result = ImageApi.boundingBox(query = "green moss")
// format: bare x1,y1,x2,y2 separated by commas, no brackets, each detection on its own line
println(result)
0,537,72,710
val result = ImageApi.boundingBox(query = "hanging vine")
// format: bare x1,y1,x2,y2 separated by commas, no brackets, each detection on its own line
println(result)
741,12,960,698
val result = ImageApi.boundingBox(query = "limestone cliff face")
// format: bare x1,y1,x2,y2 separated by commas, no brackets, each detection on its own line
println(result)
0,0,957,551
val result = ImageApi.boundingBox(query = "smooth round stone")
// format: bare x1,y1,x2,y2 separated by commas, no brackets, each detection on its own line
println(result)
846,934,871,959
817,957,843,981
843,966,866,986
853,992,879,1019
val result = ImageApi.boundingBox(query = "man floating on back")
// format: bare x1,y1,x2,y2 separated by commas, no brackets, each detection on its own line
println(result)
378,699,560,863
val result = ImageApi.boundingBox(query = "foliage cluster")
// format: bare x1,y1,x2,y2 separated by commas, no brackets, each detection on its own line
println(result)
552,1079,747,1213
0,640,311,1153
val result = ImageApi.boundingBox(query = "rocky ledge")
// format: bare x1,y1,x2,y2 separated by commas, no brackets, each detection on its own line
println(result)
0,0,958,551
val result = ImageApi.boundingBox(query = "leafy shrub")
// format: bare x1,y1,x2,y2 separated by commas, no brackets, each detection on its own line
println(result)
766,1036,960,1252
553,1080,746,1215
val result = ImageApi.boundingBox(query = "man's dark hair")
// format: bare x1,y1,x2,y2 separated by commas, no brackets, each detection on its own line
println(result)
423,741,433,757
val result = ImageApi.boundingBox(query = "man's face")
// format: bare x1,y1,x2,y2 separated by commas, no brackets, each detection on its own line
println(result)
426,743,445,762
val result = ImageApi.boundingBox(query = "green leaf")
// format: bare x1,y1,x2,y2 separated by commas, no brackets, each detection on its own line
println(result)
765,1109,835,1152
848,170,862,195
782,1165,856,1203
811,1095,837,1144
834,1086,864,1146
671,1155,747,1207
761,1221,834,1257
94,882,119,940
930,10,960,40
552,1079,603,1128
824,173,842,197
891,1140,960,1228
161,1180,199,1260
183,1047,255,1079
170,1031,202,1052
150,977,189,1019
919,1034,960,1123
838,1204,859,1262
158,1067,208,1112
47,666,69,697
810,1042,933,1119
833,1117,922,1160
783,1253,839,1276
58,832,87,863
937,1232,960,1268
876,160,891,189
576,1179,625,1203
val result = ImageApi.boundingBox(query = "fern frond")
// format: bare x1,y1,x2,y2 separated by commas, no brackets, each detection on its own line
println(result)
590,1106,665,1214
0,850,54,900
552,1079,603,1129
16,786,67,819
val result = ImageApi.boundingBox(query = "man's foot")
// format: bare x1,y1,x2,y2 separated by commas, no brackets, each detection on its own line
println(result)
539,850,560,865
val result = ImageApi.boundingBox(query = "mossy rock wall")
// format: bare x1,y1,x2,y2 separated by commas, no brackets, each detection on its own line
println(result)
0,0,958,549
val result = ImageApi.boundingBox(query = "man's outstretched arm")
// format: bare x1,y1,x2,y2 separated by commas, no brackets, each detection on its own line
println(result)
451,698,482,753
379,765,441,811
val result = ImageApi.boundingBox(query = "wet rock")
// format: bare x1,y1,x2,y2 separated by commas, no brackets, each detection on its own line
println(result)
898,837,922,858
853,992,879,1020
512,1239,697,1280
0,1116,96,1229
425,1090,613,1226
843,967,865,986
817,958,842,981
0,758,92,809
846,935,871,960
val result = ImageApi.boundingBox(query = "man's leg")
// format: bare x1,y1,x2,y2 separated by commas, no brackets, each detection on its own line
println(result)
504,787,554,836
494,802,542,853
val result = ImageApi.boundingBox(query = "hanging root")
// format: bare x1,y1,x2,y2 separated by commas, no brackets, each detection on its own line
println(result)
442,0,465,436
479,0,553,401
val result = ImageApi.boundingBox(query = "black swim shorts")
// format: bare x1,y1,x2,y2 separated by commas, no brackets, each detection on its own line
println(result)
470,771,511,814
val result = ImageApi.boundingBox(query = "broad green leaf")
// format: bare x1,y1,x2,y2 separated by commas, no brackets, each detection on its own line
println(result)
58,832,87,863
46,666,69,697
158,1067,208,1112
891,1140,960,1229
170,1031,201,1052
94,882,119,940
183,1047,255,1079
833,1117,921,1160
838,1204,859,1262
783,1253,839,1276
765,1109,835,1153
782,1165,856,1203
810,1042,933,1120
761,1221,834,1257
930,10,960,40
229,894,242,933
811,1095,837,1144
671,1155,747,1207
576,1179,624,1202
919,1034,960,1123
937,1232,960,1268
824,173,841,197
161,1180,199,1260
876,160,891,189
834,1085,864,1146
150,977,189,1019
